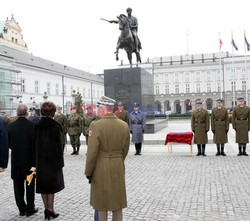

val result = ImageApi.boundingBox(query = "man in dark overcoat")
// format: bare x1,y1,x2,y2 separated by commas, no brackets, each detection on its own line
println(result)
8,104,38,217
211,98,229,156
0,115,8,172
232,97,250,156
129,103,146,155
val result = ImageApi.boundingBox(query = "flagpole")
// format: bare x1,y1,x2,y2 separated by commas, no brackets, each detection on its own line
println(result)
186,31,189,55
219,32,223,99
231,32,236,108
244,30,248,105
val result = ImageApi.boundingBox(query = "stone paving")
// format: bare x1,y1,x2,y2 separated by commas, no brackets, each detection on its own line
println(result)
1,120,250,221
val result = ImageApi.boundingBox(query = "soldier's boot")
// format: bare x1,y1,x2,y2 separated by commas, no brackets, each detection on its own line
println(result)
71,147,77,155
242,144,248,156
138,143,142,155
237,144,242,156
215,144,220,156
196,145,201,156
221,144,226,156
134,144,139,155
75,147,80,155
202,145,206,156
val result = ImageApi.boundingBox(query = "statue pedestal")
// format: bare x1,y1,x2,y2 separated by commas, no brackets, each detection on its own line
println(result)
104,67,154,113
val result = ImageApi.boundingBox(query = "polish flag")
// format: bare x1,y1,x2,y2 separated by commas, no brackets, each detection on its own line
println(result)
188,99,192,106
219,39,223,50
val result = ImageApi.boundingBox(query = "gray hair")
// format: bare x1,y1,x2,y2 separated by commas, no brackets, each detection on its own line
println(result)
16,104,28,117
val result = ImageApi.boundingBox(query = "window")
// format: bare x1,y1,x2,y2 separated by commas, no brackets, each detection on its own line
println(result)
185,78,190,82
230,68,236,73
64,85,67,96
207,83,211,92
231,82,236,91
15,39,18,43
186,84,190,93
196,84,201,93
185,72,190,76
56,84,59,95
242,81,246,91
83,88,86,98
175,72,179,77
88,89,90,98
196,71,200,76
217,82,221,92
165,85,169,94
34,81,39,93
175,85,179,94
207,70,211,75
241,67,246,72
155,85,159,95
21,79,25,92
12,37,14,42
47,82,51,95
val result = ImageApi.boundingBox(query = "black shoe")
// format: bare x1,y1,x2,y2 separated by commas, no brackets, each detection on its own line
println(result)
196,152,201,156
19,211,25,216
71,151,76,155
26,208,38,217
237,152,242,156
75,151,79,155
242,152,249,156
134,153,138,155
221,152,226,156
215,152,220,156
45,209,59,220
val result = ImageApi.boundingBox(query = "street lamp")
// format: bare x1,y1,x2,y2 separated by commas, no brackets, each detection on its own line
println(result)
43,92,48,102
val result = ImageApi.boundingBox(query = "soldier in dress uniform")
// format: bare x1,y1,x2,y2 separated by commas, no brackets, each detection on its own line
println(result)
232,97,250,156
191,100,210,156
54,106,68,150
114,101,129,125
67,106,82,155
82,106,98,146
85,96,130,221
129,103,146,155
211,98,229,156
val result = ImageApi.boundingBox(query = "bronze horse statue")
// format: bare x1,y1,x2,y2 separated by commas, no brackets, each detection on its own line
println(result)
115,14,141,66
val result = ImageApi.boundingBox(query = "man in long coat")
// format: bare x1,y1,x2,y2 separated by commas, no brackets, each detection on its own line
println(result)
129,103,146,155
115,101,129,125
211,98,229,156
8,104,38,216
54,106,68,150
191,100,210,156
232,97,250,156
0,115,8,172
85,96,130,221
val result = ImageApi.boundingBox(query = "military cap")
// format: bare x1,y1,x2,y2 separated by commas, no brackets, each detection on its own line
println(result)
237,97,244,101
57,106,62,110
97,96,116,106
0,111,6,114
71,106,77,110
29,107,36,112
133,102,140,107
216,98,223,102
86,106,92,109
126,7,132,12
196,100,202,105
117,101,123,106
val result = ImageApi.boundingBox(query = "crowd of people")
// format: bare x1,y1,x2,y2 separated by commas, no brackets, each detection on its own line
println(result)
0,95,249,221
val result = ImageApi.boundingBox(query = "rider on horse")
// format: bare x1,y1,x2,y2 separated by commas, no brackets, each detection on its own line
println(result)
109,7,141,53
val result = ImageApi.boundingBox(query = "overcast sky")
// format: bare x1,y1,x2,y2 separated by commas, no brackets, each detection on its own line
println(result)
1,0,250,74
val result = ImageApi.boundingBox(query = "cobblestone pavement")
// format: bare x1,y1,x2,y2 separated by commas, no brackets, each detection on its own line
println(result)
1,144,250,221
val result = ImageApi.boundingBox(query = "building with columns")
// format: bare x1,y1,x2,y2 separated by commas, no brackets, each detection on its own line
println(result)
138,52,250,114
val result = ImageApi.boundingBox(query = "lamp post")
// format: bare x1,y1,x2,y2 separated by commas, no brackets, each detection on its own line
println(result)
43,92,48,102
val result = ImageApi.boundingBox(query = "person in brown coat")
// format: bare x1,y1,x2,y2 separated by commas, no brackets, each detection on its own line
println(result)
114,101,129,125
191,100,210,156
211,98,229,156
85,96,130,221
232,97,250,156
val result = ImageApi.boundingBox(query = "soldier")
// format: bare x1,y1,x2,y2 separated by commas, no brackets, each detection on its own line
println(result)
191,100,210,156
28,108,40,124
82,106,98,146
67,106,82,155
54,106,68,150
129,103,146,155
85,96,130,221
211,98,229,156
114,101,129,125
232,97,250,156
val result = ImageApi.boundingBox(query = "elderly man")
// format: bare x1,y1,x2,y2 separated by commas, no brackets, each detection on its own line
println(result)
28,107,40,124
129,103,146,155
8,104,38,217
211,98,229,156
0,115,8,172
85,96,130,221
191,100,209,156
232,97,250,156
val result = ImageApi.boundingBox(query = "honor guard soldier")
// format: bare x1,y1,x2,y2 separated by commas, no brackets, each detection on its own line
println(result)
54,106,68,150
115,101,129,125
191,100,210,156
232,97,250,156
82,106,98,146
129,103,146,155
68,106,82,155
85,96,130,221
211,99,229,156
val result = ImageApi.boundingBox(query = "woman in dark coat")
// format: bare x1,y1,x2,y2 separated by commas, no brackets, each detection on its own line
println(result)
34,102,64,220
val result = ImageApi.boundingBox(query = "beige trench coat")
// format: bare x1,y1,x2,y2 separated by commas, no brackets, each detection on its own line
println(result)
85,115,130,211
211,107,229,144
232,105,250,143
191,109,209,144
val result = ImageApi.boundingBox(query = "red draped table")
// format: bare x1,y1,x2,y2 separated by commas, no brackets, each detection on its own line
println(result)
165,132,194,153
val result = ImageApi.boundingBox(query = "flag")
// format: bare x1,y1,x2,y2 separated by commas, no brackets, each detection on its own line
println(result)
188,99,192,106
245,36,250,51
202,99,206,106
219,39,223,50
231,39,238,51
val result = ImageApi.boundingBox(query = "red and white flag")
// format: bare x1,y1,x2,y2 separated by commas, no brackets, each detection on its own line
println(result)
219,39,223,50
202,99,206,106
188,99,192,106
